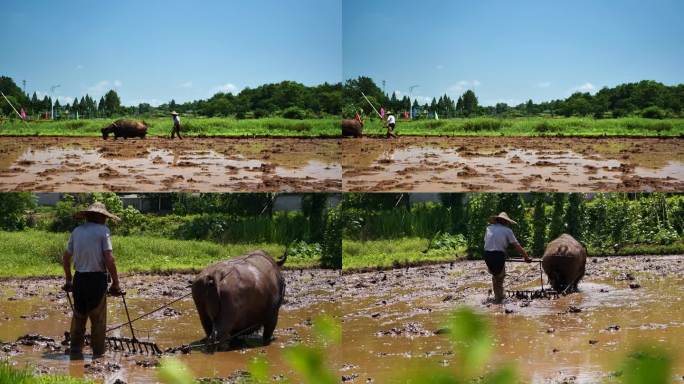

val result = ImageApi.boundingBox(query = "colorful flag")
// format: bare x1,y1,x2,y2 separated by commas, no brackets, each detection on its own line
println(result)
20,108,26,120
380,107,385,119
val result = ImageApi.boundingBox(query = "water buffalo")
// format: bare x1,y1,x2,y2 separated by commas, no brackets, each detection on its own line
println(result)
101,119,148,140
542,234,587,294
191,250,286,349
342,119,363,138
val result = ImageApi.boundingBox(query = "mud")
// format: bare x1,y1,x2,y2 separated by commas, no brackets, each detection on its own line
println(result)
342,137,684,192
0,269,341,383
0,137,341,192
339,255,684,383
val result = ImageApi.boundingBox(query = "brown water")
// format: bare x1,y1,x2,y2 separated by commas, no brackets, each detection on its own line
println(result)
342,137,684,192
0,137,341,192
339,256,684,383
0,270,341,383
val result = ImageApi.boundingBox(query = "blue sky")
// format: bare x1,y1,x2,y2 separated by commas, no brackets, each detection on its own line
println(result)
1,0,341,106
343,0,684,106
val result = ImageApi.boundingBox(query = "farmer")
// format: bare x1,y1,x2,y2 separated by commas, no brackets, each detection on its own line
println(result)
354,110,364,125
170,111,183,139
386,111,397,138
62,202,124,359
483,212,531,304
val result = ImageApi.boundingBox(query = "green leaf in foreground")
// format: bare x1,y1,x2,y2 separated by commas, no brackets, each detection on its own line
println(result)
445,306,494,378
282,345,337,384
617,347,672,384
157,357,194,384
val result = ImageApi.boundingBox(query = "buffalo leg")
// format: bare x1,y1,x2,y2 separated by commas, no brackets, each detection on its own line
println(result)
262,311,279,345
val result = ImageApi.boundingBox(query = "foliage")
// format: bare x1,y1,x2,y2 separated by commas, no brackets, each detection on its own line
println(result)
321,206,342,268
0,192,36,230
566,193,583,239
531,194,547,257
640,106,667,119
0,360,94,383
549,193,566,239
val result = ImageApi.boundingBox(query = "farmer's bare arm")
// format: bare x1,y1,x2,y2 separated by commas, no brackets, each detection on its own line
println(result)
103,250,121,291
514,243,532,262
62,251,73,289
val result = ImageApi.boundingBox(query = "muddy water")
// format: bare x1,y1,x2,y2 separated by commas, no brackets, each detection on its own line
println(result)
342,137,684,192
340,256,684,383
0,137,341,192
0,270,341,383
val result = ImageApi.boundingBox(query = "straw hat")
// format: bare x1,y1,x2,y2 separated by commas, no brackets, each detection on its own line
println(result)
74,202,121,221
171,111,179,115
488,212,517,225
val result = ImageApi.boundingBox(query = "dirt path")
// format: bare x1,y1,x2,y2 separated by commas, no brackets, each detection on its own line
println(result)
342,137,684,192
339,255,684,383
0,137,341,192
0,269,341,383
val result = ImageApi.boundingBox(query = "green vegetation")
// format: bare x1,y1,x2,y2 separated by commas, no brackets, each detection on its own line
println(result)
0,117,339,137
0,360,93,384
342,193,684,270
0,230,319,277
356,116,684,137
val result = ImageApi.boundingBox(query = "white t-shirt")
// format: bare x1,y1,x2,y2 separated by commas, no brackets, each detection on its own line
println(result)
387,115,396,125
66,222,113,272
173,115,181,125
484,223,519,252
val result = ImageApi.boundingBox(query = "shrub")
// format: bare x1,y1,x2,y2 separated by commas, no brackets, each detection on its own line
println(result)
425,120,446,129
281,106,307,120
321,207,342,268
534,121,560,133
641,106,667,119
462,119,502,131
0,192,36,231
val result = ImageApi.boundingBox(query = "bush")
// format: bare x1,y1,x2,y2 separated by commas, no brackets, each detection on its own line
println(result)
425,120,446,129
534,121,560,133
321,207,342,268
281,106,308,120
0,192,36,231
641,106,667,119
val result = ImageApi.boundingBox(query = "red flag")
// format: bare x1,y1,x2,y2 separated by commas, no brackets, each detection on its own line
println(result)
20,108,26,120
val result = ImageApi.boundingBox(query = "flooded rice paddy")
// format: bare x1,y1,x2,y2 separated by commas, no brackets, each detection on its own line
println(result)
340,256,684,383
342,137,684,192
0,269,340,383
0,137,342,192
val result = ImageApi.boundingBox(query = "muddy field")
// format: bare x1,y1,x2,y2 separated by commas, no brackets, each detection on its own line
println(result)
0,137,341,192
0,269,341,383
339,255,684,383
342,137,684,192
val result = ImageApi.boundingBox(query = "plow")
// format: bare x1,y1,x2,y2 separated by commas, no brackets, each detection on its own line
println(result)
65,289,192,355
503,258,559,300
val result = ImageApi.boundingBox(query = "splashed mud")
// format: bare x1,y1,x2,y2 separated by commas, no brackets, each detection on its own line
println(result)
0,137,341,192
342,137,684,192
0,269,341,383
339,255,684,383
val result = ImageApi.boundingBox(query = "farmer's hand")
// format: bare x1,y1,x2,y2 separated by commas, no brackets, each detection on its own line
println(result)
108,284,125,296
63,281,73,292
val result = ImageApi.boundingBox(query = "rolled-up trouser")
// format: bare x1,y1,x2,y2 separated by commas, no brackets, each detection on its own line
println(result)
70,272,107,356
484,251,506,302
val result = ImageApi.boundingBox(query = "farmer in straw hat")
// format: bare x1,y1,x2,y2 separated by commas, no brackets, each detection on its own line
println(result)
170,111,182,139
385,111,397,138
484,212,531,304
62,202,124,359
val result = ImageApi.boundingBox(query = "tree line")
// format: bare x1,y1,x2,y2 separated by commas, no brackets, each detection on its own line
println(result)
0,75,342,119
343,76,684,119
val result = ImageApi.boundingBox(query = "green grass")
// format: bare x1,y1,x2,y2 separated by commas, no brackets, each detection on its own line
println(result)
358,117,684,137
0,230,322,278
0,360,93,384
0,117,339,137
342,237,467,271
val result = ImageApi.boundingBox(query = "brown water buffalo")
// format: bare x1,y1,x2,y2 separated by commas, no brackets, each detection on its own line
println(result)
101,119,148,140
191,250,286,349
342,119,363,137
542,234,587,294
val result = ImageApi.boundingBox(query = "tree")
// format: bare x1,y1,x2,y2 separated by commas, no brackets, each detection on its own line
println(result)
531,193,547,257
566,193,583,239
0,192,36,230
496,194,530,246
302,194,329,243
440,193,467,234
549,194,566,239
103,90,121,116
461,90,478,117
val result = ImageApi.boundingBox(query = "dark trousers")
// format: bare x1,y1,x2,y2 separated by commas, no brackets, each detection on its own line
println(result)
484,251,506,302
171,122,182,139
70,272,108,356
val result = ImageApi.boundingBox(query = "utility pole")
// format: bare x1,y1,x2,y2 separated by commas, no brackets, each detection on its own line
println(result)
50,84,60,120
382,80,386,95
22,80,26,95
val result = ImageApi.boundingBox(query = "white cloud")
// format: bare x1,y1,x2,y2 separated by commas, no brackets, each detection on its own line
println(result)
414,95,433,104
448,80,481,93
130,98,162,107
86,80,122,96
391,90,403,97
483,98,522,107
536,81,551,88
214,82,238,93
570,82,595,94
179,81,193,88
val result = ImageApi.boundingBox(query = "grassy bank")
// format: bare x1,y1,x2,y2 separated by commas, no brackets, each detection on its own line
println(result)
0,361,92,384
0,117,339,137
0,230,322,278
358,117,684,137
342,237,684,271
